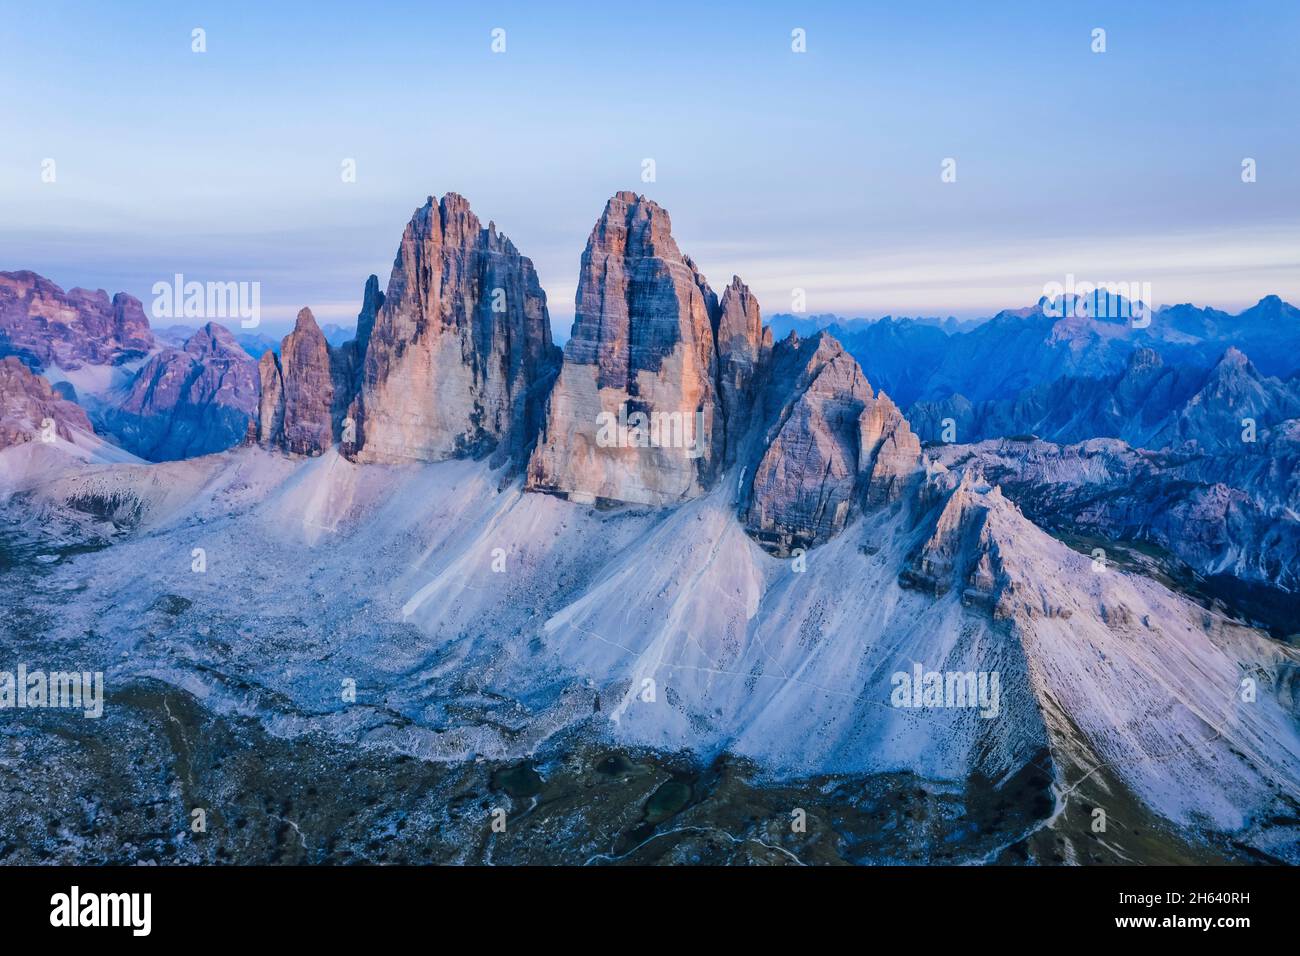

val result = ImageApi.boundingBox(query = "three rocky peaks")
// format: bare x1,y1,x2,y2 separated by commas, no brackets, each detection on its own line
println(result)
253,189,922,553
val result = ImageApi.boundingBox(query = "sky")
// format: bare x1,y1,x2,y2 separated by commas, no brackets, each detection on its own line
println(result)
2,0,1298,341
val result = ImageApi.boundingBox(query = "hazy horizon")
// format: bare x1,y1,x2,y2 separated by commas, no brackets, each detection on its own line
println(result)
3,0,1297,339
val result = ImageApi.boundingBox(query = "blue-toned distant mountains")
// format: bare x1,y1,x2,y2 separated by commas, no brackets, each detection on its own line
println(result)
0,270,375,462
760,294,1300,637
771,294,1300,408
910,346,1300,451
156,321,356,358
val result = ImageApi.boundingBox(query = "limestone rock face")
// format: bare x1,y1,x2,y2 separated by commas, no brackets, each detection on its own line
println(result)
740,331,924,555
0,356,93,448
741,333,872,553
858,390,923,505
256,351,284,449
257,308,341,456
900,469,994,596
356,194,559,467
527,192,724,504
0,270,154,372
333,274,384,455
103,323,258,461
715,276,772,465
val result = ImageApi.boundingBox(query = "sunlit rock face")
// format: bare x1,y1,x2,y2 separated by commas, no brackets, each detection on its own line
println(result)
526,191,916,541
527,192,728,505
355,193,560,468
858,389,923,507
0,270,154,372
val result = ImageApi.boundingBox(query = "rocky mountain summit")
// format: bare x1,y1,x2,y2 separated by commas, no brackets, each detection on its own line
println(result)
715,276,772,466
527,192,732,504
99,322,259,461
524,191,918,553
354,193,560,468
740,332,922,554
256,308,358,457
0,270,154,373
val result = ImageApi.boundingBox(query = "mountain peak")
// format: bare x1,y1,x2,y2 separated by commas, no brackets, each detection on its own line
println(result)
1214,345,1251,370
356,192,558,467
528,192,723,504
184,321,241,357
293,307,321,334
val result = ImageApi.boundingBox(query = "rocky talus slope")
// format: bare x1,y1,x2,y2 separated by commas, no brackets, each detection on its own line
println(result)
5,438,1296,862
3,190,1299,864
931,437,1300,638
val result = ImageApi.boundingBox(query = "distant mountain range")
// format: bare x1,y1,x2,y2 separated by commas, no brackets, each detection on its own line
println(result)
767,312,982,341
156,322,357,358
910,345,1300,451
769,296,1300,409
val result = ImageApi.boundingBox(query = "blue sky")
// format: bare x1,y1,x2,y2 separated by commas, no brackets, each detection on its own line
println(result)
2,0,1297,339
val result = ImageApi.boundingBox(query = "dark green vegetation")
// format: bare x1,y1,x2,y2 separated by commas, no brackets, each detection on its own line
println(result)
0,678,1259,865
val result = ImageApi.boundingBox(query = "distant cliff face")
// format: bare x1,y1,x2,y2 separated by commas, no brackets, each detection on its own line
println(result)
0,270,154,372
355,193,560,467
0,356,93,449
101,323,259,461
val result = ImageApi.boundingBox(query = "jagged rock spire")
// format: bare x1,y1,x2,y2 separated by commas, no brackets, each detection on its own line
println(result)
527,192,728,504
257,308,338,456
354,193,559,467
